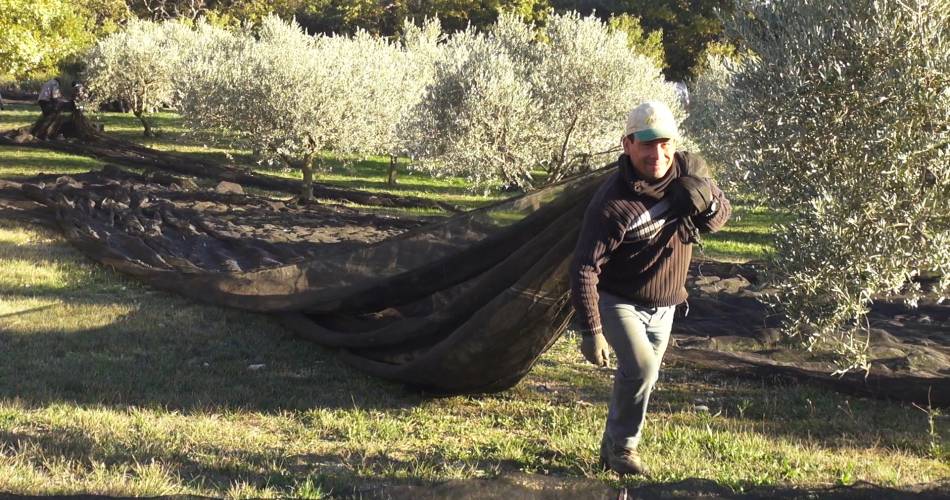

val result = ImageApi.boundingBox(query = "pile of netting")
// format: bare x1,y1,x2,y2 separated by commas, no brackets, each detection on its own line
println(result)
2,159,602,394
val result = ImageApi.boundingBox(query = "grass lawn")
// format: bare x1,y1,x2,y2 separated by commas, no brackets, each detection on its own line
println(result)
0,106,946,497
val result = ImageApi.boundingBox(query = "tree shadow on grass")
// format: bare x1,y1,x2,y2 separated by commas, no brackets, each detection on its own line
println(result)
0,283,421,413
372,475,950,500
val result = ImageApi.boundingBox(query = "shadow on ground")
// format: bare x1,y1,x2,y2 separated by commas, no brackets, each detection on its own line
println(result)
3,474,947,499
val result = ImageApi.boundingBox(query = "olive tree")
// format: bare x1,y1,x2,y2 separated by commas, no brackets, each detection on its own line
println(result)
690,0,950,371
683,51,746,190
406,26,547,190
532,11,681,183
177,16,409,201
380,18,444,185
82,18,197,136
408,11,679,190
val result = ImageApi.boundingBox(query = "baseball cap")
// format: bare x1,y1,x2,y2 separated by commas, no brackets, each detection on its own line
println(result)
624,101,680,142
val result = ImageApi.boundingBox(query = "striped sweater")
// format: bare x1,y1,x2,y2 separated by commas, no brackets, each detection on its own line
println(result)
570,151,732,335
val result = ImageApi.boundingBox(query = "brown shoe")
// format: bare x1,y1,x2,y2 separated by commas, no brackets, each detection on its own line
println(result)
599,434,649,476
606,446,649,476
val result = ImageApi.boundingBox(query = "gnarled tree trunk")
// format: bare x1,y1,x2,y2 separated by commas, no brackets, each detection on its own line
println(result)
30,108,104,141
133,109,153,137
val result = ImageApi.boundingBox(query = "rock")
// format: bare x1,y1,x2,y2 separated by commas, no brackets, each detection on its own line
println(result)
55,176,83,189
12,130,34,144
755,328,783,345
215,180,244,195
868,328,900,346
738,289,768,299
180,178,199,191
193,201,217,212
717,276,752,293
869,346,907,359
693,276,721,286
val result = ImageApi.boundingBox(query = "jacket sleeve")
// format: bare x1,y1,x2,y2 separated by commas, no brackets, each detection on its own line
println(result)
681,151,731,233
569,196,625,335
693,178,731,233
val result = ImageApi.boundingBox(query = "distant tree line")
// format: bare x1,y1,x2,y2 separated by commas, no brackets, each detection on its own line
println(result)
0,0,733,82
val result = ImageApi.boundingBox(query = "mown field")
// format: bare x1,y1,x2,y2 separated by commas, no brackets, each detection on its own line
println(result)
0,105,946,497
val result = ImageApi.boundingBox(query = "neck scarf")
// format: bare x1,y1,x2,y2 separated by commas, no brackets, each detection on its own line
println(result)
617,154,677,200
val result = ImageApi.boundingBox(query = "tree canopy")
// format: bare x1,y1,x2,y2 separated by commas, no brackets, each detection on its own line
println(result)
5,0,732,82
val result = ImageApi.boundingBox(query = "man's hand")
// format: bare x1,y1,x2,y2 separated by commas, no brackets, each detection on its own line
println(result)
667,175,713,216
580,334,610,367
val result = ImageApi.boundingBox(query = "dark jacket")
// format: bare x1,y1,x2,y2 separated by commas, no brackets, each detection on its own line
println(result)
570,151,731,334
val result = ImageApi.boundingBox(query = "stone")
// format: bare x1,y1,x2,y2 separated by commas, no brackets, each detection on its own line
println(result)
693,275,721,286
193,201,217,212
12,130,34,144
869,346,907,359
738,289,768,299
755,328,783,345
717,276,752,293
180,178,199,191
265,200,286,211
214,180,244,195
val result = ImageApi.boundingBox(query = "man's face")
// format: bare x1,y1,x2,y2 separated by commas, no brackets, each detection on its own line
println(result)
623,135,675,180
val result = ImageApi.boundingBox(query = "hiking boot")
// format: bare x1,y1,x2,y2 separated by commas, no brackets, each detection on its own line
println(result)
605,446,649,476
599,434,649,476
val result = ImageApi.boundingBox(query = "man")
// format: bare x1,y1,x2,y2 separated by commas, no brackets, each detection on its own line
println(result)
37,77,62,116
570,100,731,475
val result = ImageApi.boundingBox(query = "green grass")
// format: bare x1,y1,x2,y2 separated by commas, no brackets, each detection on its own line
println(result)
0,147,104,179
90,109,506,211
702,201,786,263
0,105,946,496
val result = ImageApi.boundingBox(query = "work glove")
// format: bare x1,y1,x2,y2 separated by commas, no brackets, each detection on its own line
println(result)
667,175,713,216
580,333,610,367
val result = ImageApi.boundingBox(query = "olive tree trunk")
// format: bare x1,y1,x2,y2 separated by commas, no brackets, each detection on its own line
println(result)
387,155,398,186
133,109,153,137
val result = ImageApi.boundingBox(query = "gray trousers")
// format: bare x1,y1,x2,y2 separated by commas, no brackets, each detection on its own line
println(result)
599,290,675,450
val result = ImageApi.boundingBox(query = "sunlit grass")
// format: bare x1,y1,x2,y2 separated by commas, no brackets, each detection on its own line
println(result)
701,203,786,263
0,103,37,130
0,146,104,179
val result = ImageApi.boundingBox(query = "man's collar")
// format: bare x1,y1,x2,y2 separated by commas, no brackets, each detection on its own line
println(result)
617,154,678,200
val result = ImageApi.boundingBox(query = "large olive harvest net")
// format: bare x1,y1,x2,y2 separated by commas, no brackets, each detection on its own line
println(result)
18,161,607,394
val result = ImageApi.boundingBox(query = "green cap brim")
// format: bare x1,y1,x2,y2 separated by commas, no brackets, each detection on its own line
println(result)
633,127,678,141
